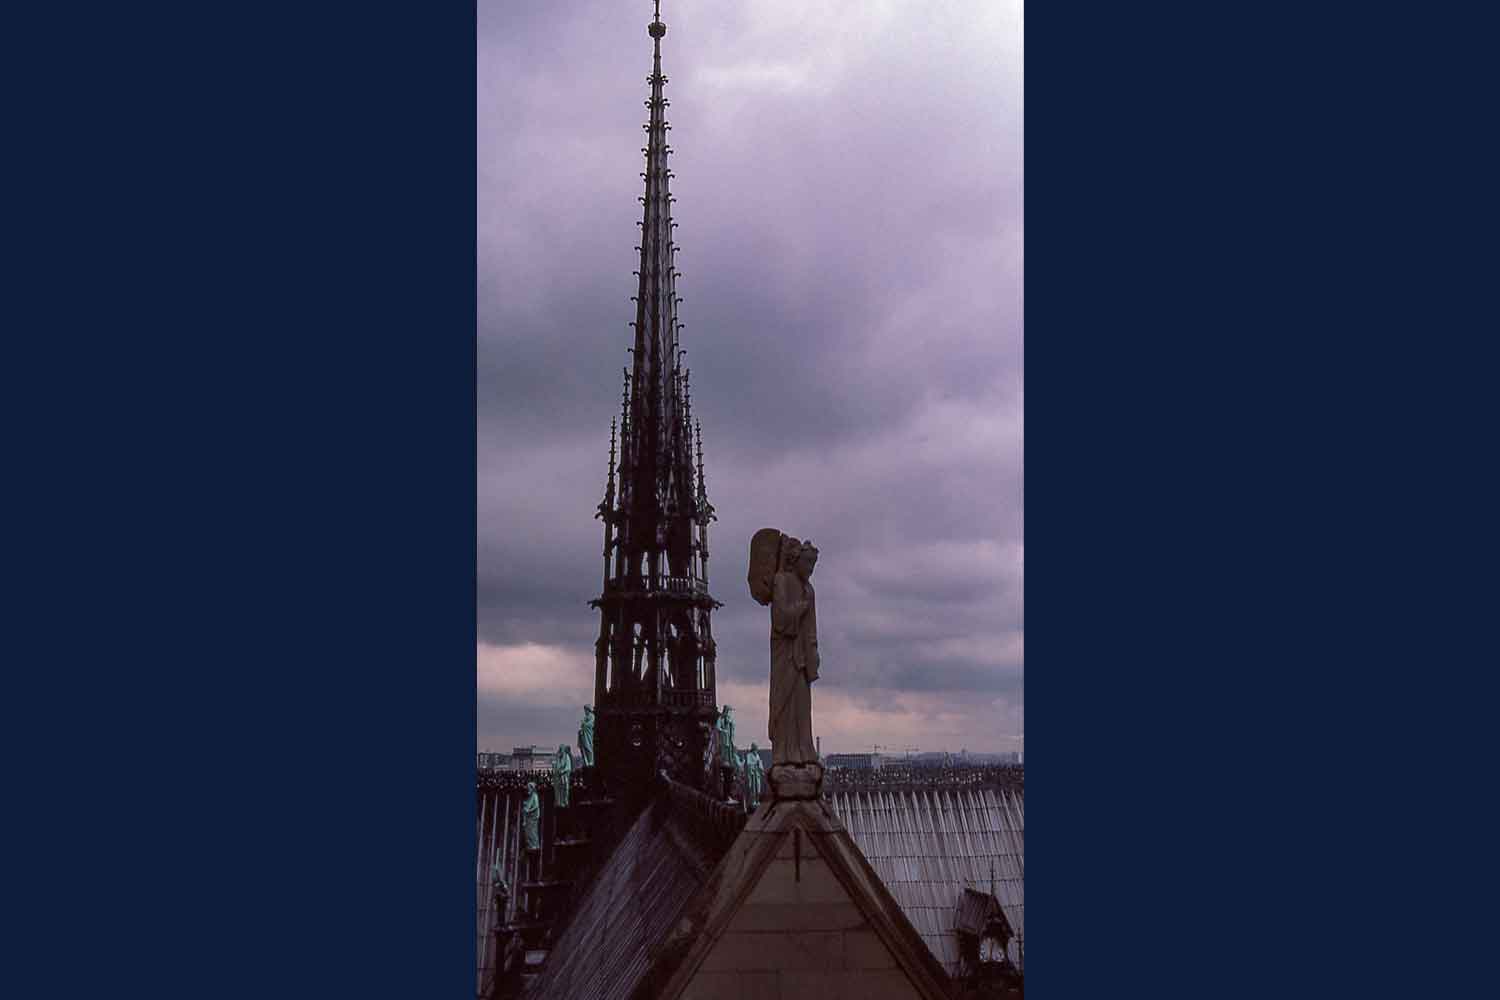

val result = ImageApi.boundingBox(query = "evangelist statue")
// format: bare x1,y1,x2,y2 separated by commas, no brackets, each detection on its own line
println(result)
521,781,541,851
745,742,765,808
578,705,595,768
716,705,737,768
748,529,820,766
490,850,509,916
551,744,572,808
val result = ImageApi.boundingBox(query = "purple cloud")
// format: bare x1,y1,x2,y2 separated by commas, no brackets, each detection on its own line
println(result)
479,0,1023,754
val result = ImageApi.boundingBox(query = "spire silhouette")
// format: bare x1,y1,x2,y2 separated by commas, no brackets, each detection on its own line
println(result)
590,2,721,797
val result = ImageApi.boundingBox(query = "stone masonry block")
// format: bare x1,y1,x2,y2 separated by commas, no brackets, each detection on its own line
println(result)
680,970,743,1000
700,931,777,972
842,928,898,970
699,930,845,974
777,930,843,971
778,970,850,1000
844,969,922,999
740,971,779,1000
744,857,847,905
728,901,868,933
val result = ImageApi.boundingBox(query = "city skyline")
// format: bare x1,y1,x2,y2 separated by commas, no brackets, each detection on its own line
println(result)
480,0,1023,753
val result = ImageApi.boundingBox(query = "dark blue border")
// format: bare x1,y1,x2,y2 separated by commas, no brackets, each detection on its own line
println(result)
10,4,475,995
1027,3,1491,996
12,1,1492,994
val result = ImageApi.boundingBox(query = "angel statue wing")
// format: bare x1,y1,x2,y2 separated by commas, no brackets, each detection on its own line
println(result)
747,527,784,606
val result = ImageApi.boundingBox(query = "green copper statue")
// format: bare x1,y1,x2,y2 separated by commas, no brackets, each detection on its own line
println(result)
521,782,541,851
745,742,765,808
578,705,595,768
551,744,572,808
490,850,508,916
716,705,737,768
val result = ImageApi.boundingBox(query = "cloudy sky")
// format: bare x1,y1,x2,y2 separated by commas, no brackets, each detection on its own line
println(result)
479,0,1022,756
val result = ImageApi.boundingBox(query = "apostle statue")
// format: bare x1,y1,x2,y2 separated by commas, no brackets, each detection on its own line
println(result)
745,741,765,809
521,781,541,852
578,705,595,768
716,705,737,768
490,849,509,918
502,929,524,978
551,744,573,808
715,705,738,801
748,529,820,766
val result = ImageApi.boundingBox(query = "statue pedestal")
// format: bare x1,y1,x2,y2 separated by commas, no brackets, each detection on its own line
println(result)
767,762,824,800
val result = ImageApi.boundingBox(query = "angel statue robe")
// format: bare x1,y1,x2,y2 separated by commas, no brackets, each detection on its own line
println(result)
769,568,819,765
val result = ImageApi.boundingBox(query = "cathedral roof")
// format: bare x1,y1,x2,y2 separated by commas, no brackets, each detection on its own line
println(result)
827,786,1026,976
645,792,954,1000
522,777,742,1000
481,771,1027,996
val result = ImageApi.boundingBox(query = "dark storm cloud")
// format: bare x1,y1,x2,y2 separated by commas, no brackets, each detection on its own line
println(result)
479,0,1023,753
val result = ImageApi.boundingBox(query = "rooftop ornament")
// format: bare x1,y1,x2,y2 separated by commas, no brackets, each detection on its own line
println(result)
577,705,595,768
521,782,540,852
552,744,573,808
748,529,824,799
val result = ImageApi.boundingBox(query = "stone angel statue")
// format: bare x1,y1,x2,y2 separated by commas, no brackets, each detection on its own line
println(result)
748,529,820,767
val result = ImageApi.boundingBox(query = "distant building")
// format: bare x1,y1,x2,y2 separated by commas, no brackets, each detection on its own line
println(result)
509,746,554,772
476,751,513,770
980,751,1020,765
826,752,883,770
956,751,1021,765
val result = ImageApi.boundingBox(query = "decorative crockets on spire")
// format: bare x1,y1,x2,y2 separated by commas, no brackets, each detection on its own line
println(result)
590,2,721,798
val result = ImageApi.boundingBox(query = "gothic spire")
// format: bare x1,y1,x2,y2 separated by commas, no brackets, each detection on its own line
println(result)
620,0,691,524
591,2,721,798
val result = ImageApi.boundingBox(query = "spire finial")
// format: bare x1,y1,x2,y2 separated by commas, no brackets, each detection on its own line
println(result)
649,1,666,39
